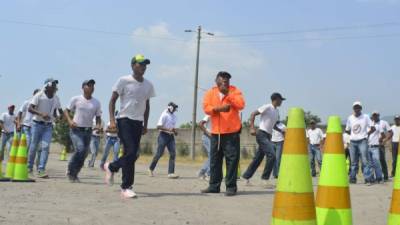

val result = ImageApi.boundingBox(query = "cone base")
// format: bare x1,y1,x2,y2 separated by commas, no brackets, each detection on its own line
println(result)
271,218,316,225
59,159,67,161
0,178,11,182
12,178,35,182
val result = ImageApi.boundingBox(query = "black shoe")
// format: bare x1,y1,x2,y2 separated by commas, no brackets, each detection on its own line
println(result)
200,187,220,194
225,189,237,196
349,179,357,184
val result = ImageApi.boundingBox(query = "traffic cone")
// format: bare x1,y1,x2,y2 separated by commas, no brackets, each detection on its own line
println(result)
12,134,34,182
271,108,316,225
0,161,10,181
5,133,19,178
60,148,67,161
316,116,352,225
388,143,400,224
118,147,124,158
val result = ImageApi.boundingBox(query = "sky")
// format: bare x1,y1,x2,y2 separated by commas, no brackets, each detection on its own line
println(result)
0,0,399,127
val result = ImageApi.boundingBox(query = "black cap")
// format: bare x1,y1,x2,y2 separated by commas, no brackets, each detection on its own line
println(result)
44,78,58,86
216,71,232,79
271,92,286,101
82,79,95,87
168,102,178,109
395,115,400,120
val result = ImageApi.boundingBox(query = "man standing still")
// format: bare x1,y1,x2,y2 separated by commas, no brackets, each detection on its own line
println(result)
306,120,324,177
0,105,16,161
386,116,400,177
103,54,155,199
201,71,245,196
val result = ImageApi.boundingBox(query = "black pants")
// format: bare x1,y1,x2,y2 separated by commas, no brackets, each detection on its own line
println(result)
109,118,143,189
242,130,275,180
392,142,399,177
209,132,240,192
379,146,389,180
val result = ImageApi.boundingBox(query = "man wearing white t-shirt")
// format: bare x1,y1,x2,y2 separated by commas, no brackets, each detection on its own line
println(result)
242,93,285,188
271,121,286,178
198,115,211,179
64,80,102,182
369,113,385,183
306,120,325,177
345,101,375,185
371,112,390,181
16,89,40,149
0,105,16,161
386,116,400,177
87,118,104,168
28,78,63,178
104,54,155,199
149,102,179,179
99,118,120,169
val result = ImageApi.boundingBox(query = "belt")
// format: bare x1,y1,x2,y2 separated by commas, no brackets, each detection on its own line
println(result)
33,120,52,125
369,145,380,148
258,129,272,140
310,144,320,146
22,125,31,128
73,127,92,132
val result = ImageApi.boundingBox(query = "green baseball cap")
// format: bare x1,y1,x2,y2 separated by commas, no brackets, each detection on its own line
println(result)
131,54,150,65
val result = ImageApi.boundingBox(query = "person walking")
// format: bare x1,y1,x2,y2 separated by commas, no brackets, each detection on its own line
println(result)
386,115,400,177
271,121,285,179
369,112,385,184
306,120,325,177
99,117,121,169
198,115,211,180
87,118,104,168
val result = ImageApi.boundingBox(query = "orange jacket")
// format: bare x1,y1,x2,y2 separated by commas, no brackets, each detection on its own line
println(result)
202,85,245,134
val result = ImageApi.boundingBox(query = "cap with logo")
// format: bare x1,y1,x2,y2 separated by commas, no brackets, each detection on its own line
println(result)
131,54,150,65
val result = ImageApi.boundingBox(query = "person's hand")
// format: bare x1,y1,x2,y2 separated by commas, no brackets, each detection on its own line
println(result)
16,123,21,132
69,121,78,129
250,127,257,136
172,128,178,136
109,121,117,132
40,112,50,121
214,104,231,113
142,127,148,135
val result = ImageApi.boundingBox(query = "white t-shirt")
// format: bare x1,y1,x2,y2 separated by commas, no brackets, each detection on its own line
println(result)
68,95,102,128
112,75,156,121
201,115,211,133
271,123,286,142
30,90,61,122
257,104,279,135
368,122,383,146
0,112,16,133
377,120,391,134
106,121,118,137
19,99,34,127
345,114,372,141
91,118,104,136
391,125,400,143
157,109,177,130
307,128,324,145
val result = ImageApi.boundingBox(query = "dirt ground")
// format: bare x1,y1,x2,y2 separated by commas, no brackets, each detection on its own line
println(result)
0,154,394,225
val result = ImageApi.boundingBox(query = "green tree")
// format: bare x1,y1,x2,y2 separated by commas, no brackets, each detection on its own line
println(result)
282,110,321,126
53,117,73,152
179,122,198,129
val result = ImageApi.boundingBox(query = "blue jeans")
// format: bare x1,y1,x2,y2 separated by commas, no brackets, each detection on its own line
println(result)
100,136,120,166
308,144,322,176
349,139,372,182
0,132,13,161
68,128,92,177
28,121,53,172
369,146,383,181
273,141,283,178
88,135,101,167
243,130,275,180
199,134,211,176
149,132,176,174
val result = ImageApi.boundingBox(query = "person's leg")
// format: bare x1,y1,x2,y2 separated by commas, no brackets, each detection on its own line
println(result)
109,119,142,189
379,146,389,181
27,123,42,171
166,136,176,174
199,135,211,176
359,139,373,182
68,129,86,178
370,147,383,182
100,137,113,168
223,132,240,192
111,138,121,162
242,131,267,179
4,133,13,158
23,127,32,151
260,134,275,180
349,141,359,182
273,141,283,178
208,134,224,192
88,136,100,167
316,146,323,173
0,133,8,161
149,133,167,172
392,142,399,177
37,125,53,173
309,145,317,177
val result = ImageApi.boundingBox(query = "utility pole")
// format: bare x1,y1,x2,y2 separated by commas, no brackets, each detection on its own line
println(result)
185,26,214,160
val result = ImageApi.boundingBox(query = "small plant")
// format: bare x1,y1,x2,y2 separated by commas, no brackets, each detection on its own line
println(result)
177,142,190,157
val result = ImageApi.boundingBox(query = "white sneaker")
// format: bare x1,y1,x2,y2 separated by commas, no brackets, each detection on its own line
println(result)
103,162,114,186
121,189,137,199
148,169,154,177
243,177,251,186
168,173,179,179
262,179,275,189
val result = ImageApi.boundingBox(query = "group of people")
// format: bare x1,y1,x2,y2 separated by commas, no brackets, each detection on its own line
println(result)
1,53,400,198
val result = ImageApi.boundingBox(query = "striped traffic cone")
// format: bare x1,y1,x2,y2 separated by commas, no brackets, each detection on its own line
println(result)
12,134,35,182
316,116,352,225
5,133,19,178
271,108,316,225
388,143,400,224
59,148,67,161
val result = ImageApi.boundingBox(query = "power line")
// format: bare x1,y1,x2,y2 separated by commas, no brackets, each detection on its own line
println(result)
0,19,187,41
209,22,400,38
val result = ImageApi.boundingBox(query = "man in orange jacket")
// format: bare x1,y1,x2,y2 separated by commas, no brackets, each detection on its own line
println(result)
201,71,245,196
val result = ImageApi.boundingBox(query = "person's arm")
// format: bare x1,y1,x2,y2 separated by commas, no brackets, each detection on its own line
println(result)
345,118,351,135
225,89,245,111
249,110,260,136
29,104,50,121
63,109,77,128
367,126,376,136
199,120,211,137
273,123,283,134
143,99,150,135
108,91,119,131
379,132,386,145
16,111,23,132
384,130,394,143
